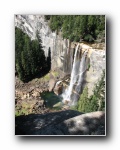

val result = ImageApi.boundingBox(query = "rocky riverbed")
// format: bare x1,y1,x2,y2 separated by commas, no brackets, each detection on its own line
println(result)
15,70,71,116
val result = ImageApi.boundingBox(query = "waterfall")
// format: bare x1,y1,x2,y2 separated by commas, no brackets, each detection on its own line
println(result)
62,43,87,105
72,51,87,104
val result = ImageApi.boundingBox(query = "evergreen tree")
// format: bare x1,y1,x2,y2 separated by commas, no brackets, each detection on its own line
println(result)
45,15,105,42
76,70,105,113
15,27,48,82
77,86,89,112
46,47,51,71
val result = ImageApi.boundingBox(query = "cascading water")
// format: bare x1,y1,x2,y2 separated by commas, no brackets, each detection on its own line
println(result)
62,43,87,105
72,51,87,104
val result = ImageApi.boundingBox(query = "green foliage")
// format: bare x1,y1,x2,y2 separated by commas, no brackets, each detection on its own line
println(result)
92,70,105,111
43,74,50,81
45,15,105,42
15,105,31,116
88,63,90,70
76,70,105,113
76,86,89,112
49,15,63,32
84,34,94,42
15,27,49,82
46,47,51,71
44,15,51,20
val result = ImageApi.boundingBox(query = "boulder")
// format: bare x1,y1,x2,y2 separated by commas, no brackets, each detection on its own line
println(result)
53,102,63,108
15,110,105,135
53,81,63,95
32,90,40,98
48,78,56,92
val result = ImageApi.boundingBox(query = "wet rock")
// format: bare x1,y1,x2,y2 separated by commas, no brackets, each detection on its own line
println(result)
54,81,63,95
53,102,63,108
61,105,70,110
64,100,70,105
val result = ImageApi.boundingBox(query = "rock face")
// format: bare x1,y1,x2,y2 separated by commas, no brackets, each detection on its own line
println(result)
15,110,105,135
85,49,105,96
15,15,73,74
15,15,105,100
48,78,56,92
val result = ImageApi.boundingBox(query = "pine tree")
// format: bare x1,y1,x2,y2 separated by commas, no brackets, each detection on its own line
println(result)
45,15,105,42
76,70,105,113
46,47,51,71
15,27,47,82
77,86,89,112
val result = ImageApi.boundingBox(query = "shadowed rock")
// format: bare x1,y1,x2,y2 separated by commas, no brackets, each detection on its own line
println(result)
15,110,105,135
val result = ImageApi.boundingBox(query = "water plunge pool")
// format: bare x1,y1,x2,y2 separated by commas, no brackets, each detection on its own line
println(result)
40,91,62,110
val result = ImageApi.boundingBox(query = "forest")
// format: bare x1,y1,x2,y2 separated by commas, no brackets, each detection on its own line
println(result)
45,15,105,42
75,70,105,113
15,16,105,112
15,15,105,82
15,27,51,82
15,15,105,135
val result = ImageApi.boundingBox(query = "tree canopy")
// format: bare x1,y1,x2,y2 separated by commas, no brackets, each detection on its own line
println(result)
45,15,105,42
15,27,50,82
75,70,105,113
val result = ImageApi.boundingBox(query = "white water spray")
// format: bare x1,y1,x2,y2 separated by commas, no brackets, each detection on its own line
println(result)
62,43,87,105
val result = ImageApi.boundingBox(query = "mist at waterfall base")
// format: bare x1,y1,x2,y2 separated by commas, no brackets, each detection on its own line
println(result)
62,43,87,106
41,44,87,109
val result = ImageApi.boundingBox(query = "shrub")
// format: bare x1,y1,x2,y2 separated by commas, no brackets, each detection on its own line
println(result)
75,70,105,113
